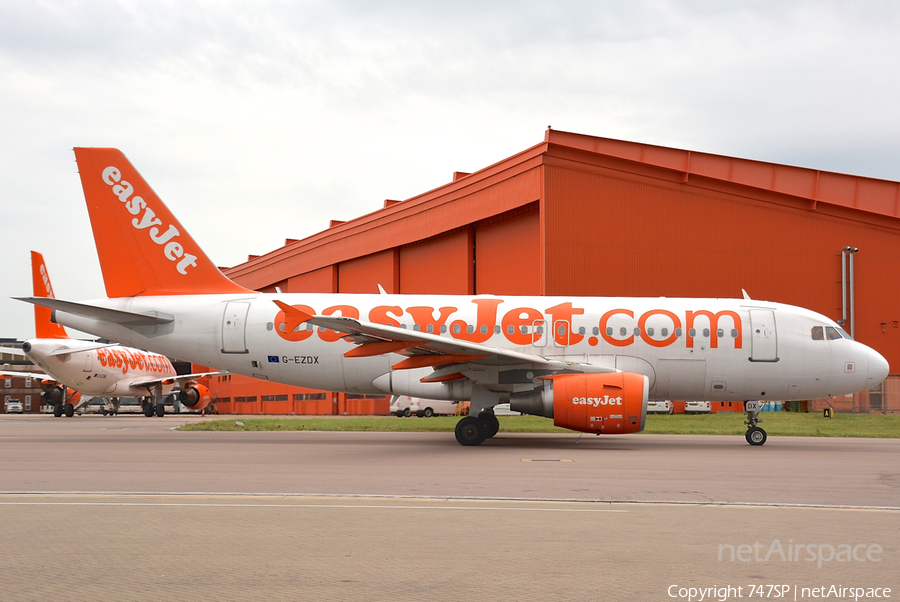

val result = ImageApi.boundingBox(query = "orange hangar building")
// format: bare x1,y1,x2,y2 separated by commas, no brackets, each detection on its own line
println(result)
206,128,900,415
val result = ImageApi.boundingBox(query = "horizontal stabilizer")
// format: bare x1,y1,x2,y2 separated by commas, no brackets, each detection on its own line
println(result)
15,297,174,326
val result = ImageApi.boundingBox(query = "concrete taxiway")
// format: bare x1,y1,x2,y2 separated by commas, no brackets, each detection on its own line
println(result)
1,415,898,601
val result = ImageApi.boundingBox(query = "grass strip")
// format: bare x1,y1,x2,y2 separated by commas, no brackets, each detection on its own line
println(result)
178,412,900,438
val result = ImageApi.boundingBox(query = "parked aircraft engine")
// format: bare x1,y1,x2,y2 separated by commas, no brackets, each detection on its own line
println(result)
40,381,64,404
509,372,648,434
178,384,212,411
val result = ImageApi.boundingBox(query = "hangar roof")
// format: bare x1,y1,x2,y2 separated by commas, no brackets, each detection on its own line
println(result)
225,128,900,288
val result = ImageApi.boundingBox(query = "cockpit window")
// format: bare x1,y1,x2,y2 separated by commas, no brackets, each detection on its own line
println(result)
835,326,852,340
812,325,850,341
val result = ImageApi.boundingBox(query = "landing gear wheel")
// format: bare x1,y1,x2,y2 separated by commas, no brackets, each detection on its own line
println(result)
423,407,434,418
64,404,74,418
53,404,63,418
480,413,500,439
142,401,154,417
745,427,767,446
455,416,487,446
155,404,165,417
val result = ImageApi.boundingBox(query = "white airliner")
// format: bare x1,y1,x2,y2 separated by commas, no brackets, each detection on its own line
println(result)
1,251,221,417
16,148,889,444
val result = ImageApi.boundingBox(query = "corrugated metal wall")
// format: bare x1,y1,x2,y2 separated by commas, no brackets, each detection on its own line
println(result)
339,249,399,293
543,165,900,368
474,205,541,295
399,229,474,294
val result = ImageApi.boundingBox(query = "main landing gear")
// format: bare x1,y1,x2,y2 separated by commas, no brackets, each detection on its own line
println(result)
744,401,767,446
454,412,500,446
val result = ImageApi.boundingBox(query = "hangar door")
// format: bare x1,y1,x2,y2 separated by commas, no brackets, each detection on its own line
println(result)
222,302,250,354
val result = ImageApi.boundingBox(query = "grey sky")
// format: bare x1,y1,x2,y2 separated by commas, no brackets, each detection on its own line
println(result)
2,1,899,340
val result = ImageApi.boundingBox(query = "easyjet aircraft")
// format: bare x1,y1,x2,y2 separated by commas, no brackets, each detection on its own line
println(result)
1,251,222,417
16,148,889,444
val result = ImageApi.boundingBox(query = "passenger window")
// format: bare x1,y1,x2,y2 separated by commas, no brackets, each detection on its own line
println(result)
413,324,421,331
675,328,682,337
661,328,668,337
480,325,488,334
426,325,433,333
453,324,461,334
703,328,710,337
731,329,738,338
508,325,515,335
647,327,655,336
825,327,842,340
717,329,724,337
634,328,641,337
593,327,600,336
689,328,696,337
578,327,585,335
619,327,627,336
811,326,824,341
607,327,613,336
467,325,475,334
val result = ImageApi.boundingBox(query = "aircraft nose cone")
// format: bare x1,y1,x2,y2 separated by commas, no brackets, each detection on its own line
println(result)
867,347,889,386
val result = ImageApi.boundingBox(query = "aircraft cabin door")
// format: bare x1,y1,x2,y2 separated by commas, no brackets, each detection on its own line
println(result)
222,302,250,354
749,309,778,362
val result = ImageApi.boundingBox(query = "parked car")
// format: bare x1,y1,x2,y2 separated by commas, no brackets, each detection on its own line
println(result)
685,401,712,414
647,401,674,414
5,400,24,414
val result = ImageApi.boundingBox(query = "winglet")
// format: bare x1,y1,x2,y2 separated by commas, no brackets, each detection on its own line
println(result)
74,148,251,297
30,251,69,339
274,300,313,335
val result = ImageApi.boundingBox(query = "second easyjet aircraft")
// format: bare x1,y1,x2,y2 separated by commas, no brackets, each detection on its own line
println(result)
2,251,222,416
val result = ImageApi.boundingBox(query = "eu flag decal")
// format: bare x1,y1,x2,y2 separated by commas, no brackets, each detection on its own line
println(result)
267,355,280,363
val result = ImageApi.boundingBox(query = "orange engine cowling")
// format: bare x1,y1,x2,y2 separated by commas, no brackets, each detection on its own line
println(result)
178,384,211,411
509,372,648,435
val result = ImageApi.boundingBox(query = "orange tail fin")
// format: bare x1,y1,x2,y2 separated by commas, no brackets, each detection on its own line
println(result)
31,251,69,339
74,148,250,297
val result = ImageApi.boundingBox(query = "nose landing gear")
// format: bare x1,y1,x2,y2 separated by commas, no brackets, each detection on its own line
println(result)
744,401,767,446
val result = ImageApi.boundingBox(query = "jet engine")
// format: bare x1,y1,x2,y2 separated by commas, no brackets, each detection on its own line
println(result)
178,384,212,411
509,372,648,434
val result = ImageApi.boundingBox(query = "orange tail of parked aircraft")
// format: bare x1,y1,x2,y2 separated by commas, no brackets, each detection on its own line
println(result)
74,147,249,298
31,251,69,339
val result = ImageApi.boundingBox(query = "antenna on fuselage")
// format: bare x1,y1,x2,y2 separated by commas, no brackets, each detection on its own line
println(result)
741,289,752,300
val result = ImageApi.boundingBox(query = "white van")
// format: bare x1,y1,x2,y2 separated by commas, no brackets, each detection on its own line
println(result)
390,396,458,417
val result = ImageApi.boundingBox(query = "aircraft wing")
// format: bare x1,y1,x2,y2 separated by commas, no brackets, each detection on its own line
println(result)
128,370,228,391
274,301,615,378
